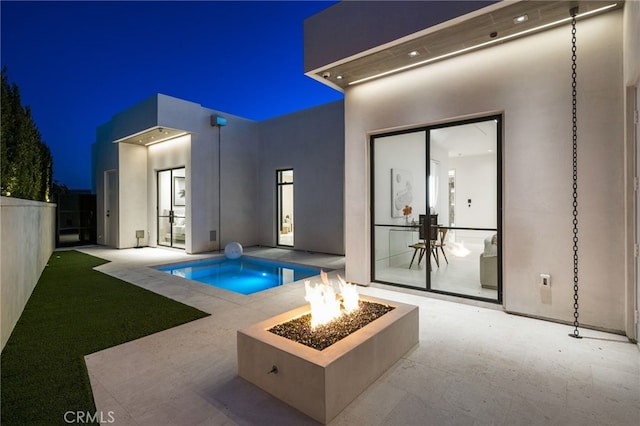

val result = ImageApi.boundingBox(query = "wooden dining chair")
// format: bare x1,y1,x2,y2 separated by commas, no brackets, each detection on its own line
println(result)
427,214,441,268
408,214,426,268
434,227,448,265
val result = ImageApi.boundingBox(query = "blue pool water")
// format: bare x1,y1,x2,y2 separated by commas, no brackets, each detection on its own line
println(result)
156,256,322,295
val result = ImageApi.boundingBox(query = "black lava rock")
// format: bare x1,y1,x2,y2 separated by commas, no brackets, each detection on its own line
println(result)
268,301,395,351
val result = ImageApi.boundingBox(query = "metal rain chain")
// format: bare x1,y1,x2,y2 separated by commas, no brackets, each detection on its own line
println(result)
569,7,582,339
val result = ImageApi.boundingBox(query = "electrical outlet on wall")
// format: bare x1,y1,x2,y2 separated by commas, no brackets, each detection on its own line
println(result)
540,273,551,287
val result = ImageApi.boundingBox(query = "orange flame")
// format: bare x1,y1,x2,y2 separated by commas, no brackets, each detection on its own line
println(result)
304,271,360,329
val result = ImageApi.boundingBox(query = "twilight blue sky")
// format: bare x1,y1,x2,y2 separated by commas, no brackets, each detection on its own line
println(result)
1,0,342,189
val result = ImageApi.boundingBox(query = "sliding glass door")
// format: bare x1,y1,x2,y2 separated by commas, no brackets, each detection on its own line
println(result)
157,167,186,249
371,116,501,303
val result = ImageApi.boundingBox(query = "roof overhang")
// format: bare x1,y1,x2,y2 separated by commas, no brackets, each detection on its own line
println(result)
113,126,189,146
307,0,622,91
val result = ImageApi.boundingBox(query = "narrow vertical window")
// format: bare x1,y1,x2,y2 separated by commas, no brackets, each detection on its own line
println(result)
277,169,294,247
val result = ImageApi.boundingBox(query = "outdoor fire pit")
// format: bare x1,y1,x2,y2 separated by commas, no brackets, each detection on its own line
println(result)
268,299,395,350
237,274,418,424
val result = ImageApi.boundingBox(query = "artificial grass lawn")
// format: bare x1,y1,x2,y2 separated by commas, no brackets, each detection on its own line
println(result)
1,250,209,425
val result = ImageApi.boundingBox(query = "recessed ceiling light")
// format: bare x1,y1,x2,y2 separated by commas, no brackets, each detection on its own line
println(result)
336,75,343,80
513,14,528,24
349,3,617,86
408,50,420,57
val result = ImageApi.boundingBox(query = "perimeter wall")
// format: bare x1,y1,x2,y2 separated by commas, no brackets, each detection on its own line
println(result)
1,197,56,350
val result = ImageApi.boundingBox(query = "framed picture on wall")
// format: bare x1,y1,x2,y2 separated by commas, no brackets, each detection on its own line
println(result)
174,176,186,206
391,168,413,217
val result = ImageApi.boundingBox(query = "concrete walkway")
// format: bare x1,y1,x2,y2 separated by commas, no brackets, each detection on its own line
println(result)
81,246,639,425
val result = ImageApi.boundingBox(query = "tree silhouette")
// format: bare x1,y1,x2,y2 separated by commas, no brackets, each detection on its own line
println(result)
1,67,53,201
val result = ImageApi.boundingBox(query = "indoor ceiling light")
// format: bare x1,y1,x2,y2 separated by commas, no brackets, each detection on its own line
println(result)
408,50,420,57
348,2,617,86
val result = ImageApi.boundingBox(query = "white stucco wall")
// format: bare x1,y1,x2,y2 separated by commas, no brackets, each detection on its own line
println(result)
92,94,263,254
449,153,497,231
204,114,260,252
154,95,205,253
0,197,56,350
344,10,625,332
257,101,345,254
147,135,190,249
169,100,260,254
92,95,161,248
92,124,119,246
430,142,450,224
92,93,345,256
119,143,148,248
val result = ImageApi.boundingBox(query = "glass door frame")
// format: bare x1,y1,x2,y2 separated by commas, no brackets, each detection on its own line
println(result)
157,167,186,249
370,129,428,290
276,168,294,247
370,114,503,304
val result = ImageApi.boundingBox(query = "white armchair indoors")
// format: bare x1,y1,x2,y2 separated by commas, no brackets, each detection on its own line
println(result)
479,234,498,289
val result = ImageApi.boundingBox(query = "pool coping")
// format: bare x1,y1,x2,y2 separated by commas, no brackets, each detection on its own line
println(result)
151,254,334,273
152,254,332,296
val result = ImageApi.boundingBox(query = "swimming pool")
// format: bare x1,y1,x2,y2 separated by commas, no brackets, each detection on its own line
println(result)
156,256,323,295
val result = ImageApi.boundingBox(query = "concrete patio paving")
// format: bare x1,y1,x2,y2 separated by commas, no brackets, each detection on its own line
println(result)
80,246,639,425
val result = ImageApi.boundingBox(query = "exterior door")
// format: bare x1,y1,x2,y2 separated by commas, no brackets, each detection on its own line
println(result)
105,170,118,247
370,115,502,304
427,117,501,303
157,167,186,249
277,169,294,246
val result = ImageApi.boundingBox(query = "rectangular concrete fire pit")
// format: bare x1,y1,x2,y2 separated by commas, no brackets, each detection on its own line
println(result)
237,295,418,424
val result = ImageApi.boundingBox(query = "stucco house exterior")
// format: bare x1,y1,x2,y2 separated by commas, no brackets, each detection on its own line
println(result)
92,0,639,342
91,94,345,255
304,0,639,341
